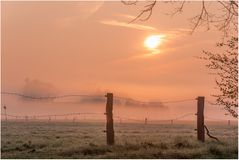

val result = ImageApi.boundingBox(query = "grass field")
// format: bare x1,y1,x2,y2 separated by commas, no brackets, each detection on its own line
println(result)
1,121,238,159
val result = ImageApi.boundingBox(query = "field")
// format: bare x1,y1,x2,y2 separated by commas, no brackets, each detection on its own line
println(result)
1,121,238,159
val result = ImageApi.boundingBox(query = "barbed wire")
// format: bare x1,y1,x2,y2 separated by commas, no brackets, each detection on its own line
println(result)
1,92,196,104
2,92,231,122
204,116,228,121
114,113,195,122
162,99,196,104
115,116,145,122
206,100,215,105
2,114,18,118
1,112,105,119
205,100,225,108
1,112,232,122
172,113,195,120
1,92,104,100
115,96,195,104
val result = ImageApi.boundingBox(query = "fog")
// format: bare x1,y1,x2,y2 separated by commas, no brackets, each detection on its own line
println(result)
1,94,232,122
1,1,236,121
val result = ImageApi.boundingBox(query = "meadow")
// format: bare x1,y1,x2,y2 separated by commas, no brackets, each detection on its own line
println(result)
1,121,238,159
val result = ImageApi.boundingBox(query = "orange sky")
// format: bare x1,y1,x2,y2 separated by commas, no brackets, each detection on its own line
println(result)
1,1,236,119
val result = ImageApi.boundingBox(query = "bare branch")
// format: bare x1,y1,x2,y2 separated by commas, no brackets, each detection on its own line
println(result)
122,1,238,36
230,0,238,7
168,1,186,16
126,0,157,23
189,1,211,33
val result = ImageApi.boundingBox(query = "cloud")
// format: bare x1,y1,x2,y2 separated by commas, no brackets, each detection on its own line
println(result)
53,2,104,28
100,20,157,31
117,14,137,20
76,1,104,19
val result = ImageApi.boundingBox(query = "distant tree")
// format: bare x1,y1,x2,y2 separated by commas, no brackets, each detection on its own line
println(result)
22,78,58,100
122,0,238,118
202,37,238,118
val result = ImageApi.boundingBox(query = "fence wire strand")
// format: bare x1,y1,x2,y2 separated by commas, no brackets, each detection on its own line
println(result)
1,113,231,122
1,112,104,119
204,116,228,121
1,92,195,104
115,96,195,104
114,113,195,122
2,91,227,122
1,92,104,100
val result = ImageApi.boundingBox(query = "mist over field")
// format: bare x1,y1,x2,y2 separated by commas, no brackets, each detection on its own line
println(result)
1,1,238,159
2,78,233,121
2,95,233,122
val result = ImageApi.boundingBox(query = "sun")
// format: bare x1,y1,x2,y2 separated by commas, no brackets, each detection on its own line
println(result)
144,35,163,49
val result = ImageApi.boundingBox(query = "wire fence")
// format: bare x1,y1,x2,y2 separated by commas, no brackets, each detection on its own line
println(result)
1,91,197,104
1,112,106,123
1,91,104,100
114,113,195,122
114,96,195,104
1,112,232,124
1,112,104,118
1,91,234,123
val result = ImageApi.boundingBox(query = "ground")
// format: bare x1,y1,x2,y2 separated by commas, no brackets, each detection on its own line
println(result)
1,121,238,159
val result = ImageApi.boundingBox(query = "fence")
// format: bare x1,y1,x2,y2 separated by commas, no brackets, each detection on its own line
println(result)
1,91,235,145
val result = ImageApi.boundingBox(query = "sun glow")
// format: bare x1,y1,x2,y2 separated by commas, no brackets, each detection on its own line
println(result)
144,35,163,49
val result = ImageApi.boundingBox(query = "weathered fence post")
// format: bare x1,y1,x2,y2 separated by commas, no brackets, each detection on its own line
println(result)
145,118,147,125
48,116,51,122
105,93,114,145
25,116,28,122
197,96,205,142
228,120,230,126
3,106,7,121
171,120,173,125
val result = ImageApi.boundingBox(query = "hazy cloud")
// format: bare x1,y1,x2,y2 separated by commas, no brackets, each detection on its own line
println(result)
76,1,104,19
100,20,157,31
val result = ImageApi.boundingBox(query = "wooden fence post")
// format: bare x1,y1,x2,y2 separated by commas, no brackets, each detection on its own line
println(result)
25,116,28,122
48,116,51,122
197,96,205,142
105,93,114,145
171,120,173,125
145,118,147,125
3,106,7,121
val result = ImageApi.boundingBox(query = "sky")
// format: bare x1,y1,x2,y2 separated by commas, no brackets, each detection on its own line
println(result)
1,1,236,120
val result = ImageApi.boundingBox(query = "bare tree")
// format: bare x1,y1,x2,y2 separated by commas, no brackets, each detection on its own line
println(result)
122,1,238,35
122,0,238,117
